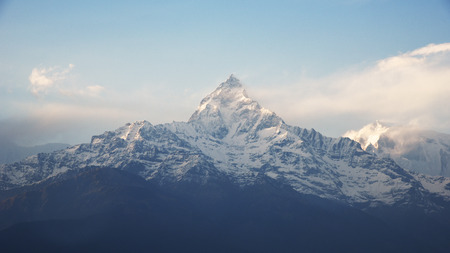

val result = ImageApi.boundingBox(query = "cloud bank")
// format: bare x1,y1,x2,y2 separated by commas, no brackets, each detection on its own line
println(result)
250,43,450,136
2,80,199,146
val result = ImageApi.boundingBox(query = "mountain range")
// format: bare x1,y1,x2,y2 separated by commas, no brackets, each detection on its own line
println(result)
1,75,450,252
0,141,69,164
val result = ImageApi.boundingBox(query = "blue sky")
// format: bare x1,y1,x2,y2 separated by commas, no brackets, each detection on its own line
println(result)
1,0,450,145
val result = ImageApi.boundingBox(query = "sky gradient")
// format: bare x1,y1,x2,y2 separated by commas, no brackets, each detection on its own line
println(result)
1,0,450,145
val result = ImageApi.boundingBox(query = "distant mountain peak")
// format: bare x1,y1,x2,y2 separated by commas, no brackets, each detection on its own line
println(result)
345,121,450,177
188,75,282,139
343,120,390,150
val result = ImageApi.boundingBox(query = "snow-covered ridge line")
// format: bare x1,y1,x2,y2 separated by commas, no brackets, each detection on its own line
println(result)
1,75,449,209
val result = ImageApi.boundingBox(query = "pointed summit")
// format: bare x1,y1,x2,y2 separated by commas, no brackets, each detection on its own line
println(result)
189,75,251,124
219,74,242,89
188,75,283,139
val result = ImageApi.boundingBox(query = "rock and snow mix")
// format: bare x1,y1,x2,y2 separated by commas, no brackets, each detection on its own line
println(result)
1,75,449,207
345,121,450,177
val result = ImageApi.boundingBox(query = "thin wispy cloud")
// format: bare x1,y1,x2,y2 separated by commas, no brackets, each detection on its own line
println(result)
408,43,450,57
28,64,105,98
59,85,105,97
3,82,195,145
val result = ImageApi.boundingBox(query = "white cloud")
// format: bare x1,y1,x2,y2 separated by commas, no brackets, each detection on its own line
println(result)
28,64,106,98
28,64,75,96
29,68,53,86
250,43,450,136
408,43,450,57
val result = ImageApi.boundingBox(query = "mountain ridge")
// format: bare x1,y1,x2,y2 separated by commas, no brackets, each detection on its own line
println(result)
1,75,450,252
0,142,70,164
1,75,449,209
3,166,438,253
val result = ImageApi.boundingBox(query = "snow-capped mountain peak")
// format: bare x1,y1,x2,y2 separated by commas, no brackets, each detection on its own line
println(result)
343,120,389,150
189,75,252,122
2,75,450,208
345,122,450,177
188,75,283,140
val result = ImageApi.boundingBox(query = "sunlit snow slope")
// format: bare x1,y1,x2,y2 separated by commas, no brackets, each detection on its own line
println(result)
1,75,450,208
